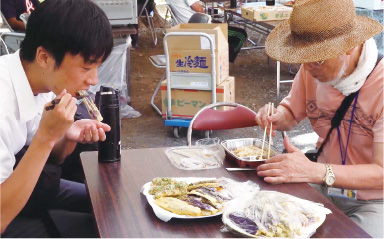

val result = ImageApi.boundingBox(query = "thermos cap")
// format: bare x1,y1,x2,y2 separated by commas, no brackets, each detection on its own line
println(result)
100,91,115,95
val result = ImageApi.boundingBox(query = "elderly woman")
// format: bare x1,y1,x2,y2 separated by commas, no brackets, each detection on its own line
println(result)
255,0,383,237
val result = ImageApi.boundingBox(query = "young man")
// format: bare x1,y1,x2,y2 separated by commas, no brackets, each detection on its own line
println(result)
255,0,383,237
0,0,113,237
1,0,40,31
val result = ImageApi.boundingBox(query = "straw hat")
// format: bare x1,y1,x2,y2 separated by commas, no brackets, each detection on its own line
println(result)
265,0,383,64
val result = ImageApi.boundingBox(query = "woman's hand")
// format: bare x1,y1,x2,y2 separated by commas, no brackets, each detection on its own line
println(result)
256,137,323,184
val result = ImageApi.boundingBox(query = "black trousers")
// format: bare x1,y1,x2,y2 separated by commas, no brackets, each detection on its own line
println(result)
131,0,154,45
2,179,98,238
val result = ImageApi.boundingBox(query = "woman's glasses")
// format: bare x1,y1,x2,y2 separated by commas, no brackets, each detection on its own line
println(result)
308,60,325,67
316,60,325,65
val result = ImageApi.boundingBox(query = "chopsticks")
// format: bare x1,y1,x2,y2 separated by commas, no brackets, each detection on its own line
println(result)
45,94,89,111
259,102,274,159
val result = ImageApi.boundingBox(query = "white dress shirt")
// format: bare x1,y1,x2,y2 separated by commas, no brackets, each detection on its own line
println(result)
0,50,54,184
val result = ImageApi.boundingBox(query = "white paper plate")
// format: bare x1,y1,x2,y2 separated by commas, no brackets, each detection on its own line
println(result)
141,177,224,222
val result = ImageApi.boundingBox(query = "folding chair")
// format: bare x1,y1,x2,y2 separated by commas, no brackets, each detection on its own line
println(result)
162,4,179,34
19,13,30,27
0,32,25,55
139,0,157,46
187,102,258,145
188,12,211,23
0,12,26,55
149,55,166,115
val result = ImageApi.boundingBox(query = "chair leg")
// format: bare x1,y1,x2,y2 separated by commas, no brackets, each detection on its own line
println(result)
163,9,170,35
145,9,157,46
151,72,165,116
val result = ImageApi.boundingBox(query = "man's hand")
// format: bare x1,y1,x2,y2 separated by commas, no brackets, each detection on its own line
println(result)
256,137,323,184
190,2,204,13
37,89,77,145
65,119,111,144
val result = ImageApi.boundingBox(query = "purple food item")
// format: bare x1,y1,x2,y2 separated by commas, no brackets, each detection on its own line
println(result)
229,213,258,235
179,195,215,211
197,187,231,201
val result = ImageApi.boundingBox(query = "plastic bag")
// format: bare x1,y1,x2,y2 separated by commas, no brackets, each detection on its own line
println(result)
165,146,224,170
222,190,332,238
90,39,141,119
217,177,260,199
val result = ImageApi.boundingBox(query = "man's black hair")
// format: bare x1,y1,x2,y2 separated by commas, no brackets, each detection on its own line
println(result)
20,0,113,67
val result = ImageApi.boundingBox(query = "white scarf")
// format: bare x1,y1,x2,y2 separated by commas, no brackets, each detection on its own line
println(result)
331,38,378,96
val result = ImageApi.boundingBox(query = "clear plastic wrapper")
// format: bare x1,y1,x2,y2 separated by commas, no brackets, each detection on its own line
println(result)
222,190,332,238
165,145,225,170
217,177,260,199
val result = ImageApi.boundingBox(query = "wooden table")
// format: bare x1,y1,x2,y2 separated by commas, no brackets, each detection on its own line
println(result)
81,148,371,238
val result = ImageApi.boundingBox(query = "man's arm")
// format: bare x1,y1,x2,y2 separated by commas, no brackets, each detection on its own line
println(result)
5,17,26,31
0,91,76,233
190,2,204,13
49,136,77,165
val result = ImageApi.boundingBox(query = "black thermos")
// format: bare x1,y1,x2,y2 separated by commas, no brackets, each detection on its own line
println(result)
266,0,275,6
97,86,121,163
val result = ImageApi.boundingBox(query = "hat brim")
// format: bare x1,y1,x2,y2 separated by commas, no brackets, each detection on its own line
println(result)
265,16,383,64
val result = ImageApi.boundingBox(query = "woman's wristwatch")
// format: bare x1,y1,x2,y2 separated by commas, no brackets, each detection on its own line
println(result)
322,163,336,187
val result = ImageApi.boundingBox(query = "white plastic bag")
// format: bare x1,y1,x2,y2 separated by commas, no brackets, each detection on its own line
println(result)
90,39,141,118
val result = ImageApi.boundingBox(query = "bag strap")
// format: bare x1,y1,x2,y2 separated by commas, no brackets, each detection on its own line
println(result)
314,52,383,159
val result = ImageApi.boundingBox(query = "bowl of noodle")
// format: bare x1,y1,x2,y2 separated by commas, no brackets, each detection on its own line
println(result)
221,138,279,168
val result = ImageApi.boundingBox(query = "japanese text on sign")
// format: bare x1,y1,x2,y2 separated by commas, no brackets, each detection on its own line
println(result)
275,12,290,19
175,56,209,69
163,99,207,109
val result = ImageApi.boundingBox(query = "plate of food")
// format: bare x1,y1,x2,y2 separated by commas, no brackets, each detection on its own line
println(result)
222,191,331,238
221,138,279,168
141,177,232,222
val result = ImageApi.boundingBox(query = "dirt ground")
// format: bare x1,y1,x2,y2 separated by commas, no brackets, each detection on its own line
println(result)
121,20,314,152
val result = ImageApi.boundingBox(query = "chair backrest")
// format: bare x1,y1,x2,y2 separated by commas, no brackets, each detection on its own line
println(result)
188,12,211,24
187,102,258,145
0,32,25,55
19,13,30,28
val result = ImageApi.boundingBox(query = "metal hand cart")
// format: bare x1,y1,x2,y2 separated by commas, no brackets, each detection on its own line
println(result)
161,32,217,138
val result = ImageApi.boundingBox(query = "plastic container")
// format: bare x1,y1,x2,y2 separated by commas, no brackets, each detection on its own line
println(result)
195,137,221,156
221,138,278,168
